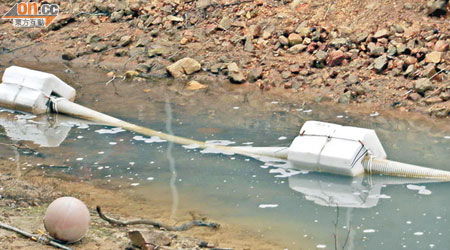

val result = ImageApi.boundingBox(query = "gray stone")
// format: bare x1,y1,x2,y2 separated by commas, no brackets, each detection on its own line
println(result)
86,34,101,44
281,71,291,79
347,74,360,84
196,0,211,9
387,46,397,56
278,36,289,46
148,46,170,57
62,51,76,60
373,55,388,73
244,36,254,52
355,33,368,43
396,43,408,54
128,47,145,57
315,50,328,61
330,38,349,48
296,27,311,37
393,24,404,33
218,16,232,30
248,67,263,82
403,64,416,77
421,63,437,78
368,42,385,56
374,29,390,39
111,11,123,22
115,48,127,57
92,43,108,52
427,106,450,118
414,78,433,94
227,62,245,83
338,92,352,104
136,63,152,73
311,30,320,42
119,35,133,47
427,0,448,16
440,91,450,101
288,33,303,46
288,44,307,54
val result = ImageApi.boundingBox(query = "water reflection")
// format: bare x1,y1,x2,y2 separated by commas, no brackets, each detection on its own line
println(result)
1,110,447,210
0,110,92,147
288,172,441,208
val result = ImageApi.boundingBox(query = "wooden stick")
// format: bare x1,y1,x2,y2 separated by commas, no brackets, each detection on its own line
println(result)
96,206,220,231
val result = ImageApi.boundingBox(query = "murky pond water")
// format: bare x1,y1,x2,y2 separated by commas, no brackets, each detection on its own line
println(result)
0,64,450,249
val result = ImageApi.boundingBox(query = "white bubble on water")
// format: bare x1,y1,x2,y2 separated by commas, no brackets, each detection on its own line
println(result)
407,184,432,195
133,135,166,143
258,204,278,208
95,127,126,134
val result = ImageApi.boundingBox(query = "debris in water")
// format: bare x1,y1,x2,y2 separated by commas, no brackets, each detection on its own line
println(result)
95,127,126,134
406,184,432,195
278,136,287,140
258,204,279,208
133,135,166,143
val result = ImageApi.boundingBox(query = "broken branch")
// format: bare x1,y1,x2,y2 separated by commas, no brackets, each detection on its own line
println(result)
96,206,220,231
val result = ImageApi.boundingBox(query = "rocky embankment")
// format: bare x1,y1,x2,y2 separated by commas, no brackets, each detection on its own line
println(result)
0,0,449,117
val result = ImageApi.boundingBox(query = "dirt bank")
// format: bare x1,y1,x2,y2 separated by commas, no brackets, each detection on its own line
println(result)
0,155,289,250
0,0,449,118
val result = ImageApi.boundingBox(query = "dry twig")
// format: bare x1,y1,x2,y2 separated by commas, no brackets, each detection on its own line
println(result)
96,206,220,231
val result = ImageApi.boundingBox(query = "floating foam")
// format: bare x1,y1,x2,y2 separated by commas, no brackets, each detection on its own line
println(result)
407,184,432,195
258,204,279,208
269,168,302,178
133,135,166,143
95,127,125,134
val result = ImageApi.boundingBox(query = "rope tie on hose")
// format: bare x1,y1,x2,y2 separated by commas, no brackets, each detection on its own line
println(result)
366,155,374,175
49,96,61,113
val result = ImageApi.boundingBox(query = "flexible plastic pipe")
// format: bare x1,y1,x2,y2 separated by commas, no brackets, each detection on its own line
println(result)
52,98,277,158
362,157,450,180
52,98,450,180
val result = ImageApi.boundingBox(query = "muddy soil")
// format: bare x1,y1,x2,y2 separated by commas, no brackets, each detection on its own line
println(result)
0,156,289,250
